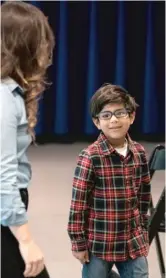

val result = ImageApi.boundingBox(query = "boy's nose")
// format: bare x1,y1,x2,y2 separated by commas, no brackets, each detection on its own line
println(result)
110,115,118,122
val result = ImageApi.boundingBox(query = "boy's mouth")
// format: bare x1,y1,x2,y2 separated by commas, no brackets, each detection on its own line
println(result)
109,126,122,130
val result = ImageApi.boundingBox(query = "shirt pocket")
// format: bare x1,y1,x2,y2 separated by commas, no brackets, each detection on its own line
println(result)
133,164,142,179
132,164,143,192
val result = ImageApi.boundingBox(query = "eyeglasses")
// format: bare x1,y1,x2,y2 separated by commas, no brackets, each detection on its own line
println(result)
97,108,130,120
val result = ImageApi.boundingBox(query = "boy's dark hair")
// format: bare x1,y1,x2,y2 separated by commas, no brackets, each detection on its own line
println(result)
90,83,139,118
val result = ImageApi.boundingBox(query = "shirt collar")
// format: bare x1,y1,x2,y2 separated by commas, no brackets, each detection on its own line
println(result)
1,77,24,95
97,131,137,156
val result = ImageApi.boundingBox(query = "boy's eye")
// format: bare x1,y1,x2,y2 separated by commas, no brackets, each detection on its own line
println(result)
101,112,111,119
115,111,126,117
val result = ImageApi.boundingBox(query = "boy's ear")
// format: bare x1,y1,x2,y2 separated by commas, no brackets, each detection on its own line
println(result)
93,117,101,130
130,112,135,125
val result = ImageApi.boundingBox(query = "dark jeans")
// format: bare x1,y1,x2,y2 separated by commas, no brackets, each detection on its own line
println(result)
1,189,50,278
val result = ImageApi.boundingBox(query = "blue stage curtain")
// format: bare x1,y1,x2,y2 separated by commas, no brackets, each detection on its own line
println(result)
9,1,164,141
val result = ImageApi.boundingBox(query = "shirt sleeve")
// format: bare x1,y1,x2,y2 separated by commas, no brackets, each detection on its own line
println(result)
67,150,94,252
137,151,151,229
0,86,28,226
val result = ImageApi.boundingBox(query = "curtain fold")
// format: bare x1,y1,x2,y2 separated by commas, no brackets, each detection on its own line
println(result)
54,1,68,134
143,2,158,134
114,1,126,88
85,1,99,135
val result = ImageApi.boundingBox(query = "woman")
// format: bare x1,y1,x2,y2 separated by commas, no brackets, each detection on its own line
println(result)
1,2,55,277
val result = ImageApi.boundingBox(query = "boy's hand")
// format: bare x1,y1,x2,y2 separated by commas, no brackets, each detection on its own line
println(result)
72,250,89,264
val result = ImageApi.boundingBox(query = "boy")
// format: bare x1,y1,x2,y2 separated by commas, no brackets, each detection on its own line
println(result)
67,84,151,278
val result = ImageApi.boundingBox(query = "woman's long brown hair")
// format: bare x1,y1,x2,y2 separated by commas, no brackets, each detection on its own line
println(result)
1,1,55,138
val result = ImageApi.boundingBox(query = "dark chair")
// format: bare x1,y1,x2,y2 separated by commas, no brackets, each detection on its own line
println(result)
147,145,165,278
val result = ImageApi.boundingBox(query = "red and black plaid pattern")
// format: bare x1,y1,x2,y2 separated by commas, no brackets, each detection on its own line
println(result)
68,132,151,261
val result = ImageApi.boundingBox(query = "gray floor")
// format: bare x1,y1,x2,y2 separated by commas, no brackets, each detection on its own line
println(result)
27,142,165,278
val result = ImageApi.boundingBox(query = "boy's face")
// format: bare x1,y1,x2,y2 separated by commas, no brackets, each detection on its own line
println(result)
93,103,135,143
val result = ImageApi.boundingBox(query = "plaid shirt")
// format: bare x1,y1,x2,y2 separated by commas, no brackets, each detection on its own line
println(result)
68,132,151,261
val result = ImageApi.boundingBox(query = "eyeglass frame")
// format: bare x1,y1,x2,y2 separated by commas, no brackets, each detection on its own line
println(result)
96,108,131,120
